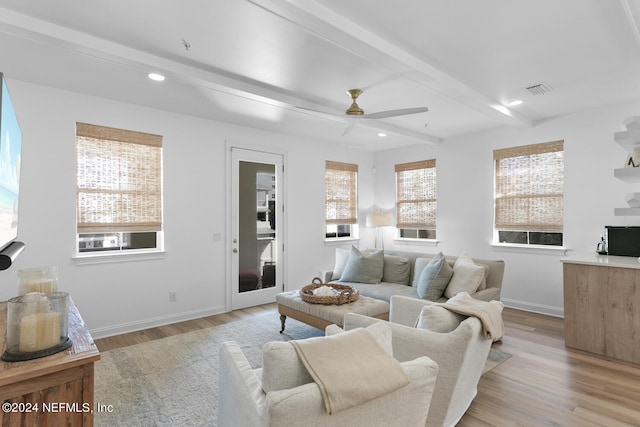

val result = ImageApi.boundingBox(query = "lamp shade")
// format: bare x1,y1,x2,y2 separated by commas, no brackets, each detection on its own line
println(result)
366,212,393,227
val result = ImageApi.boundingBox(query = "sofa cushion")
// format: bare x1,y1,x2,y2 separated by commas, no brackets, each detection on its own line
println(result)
444,253,485,298
261,322,393,393
339,246,384,284
416,252,453,300
416,304,467,333
331,247,351,281
382,255,411,285
347,281,419,302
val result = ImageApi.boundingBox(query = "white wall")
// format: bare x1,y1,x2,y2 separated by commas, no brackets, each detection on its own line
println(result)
373,99,640,316
2,80,375,337
7,78,636,333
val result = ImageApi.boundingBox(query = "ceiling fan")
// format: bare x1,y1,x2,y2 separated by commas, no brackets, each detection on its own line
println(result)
298,89,428,135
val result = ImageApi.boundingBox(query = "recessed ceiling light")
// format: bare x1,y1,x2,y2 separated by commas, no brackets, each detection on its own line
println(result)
507,99,523,106
148,73,165,82
378,132,387,137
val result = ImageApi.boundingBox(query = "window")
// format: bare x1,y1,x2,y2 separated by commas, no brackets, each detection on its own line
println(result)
76,123,163,253
494,140,564,246
325,161,358,239
395,159,437,239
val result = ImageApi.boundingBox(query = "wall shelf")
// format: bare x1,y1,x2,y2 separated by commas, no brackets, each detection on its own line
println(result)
614,207,640,216
614,118,640,216
614,129,640,151
614,167,640,183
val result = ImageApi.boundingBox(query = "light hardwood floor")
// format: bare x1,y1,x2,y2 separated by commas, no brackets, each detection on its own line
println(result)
94,305,640,426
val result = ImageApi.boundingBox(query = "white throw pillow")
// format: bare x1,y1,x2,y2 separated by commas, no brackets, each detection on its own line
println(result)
444,253,485,298
330,247,351,280
416,304,467,333
261,321,393,393
477,263,489,290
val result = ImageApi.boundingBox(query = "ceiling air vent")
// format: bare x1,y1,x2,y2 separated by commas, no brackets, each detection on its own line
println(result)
525,82,553,95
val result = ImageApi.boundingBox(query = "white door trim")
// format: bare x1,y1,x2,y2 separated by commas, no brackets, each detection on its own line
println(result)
225,142,287,311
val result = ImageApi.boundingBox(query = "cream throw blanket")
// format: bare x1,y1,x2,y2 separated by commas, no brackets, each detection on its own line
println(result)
437,292,505,341
290,328,410,414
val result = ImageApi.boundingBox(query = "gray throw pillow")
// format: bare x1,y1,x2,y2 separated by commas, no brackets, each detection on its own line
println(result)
339,246,384,284
382,255,410,285
417,252,453,300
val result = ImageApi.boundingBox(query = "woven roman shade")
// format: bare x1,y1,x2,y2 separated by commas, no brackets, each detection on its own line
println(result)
494,140,564,232
325,161,358,225
395,159,436,229
76,123,163,233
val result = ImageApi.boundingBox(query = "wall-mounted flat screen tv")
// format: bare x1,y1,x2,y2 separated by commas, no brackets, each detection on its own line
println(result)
0,72,22,252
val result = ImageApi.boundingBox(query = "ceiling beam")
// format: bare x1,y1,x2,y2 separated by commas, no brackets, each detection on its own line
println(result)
0,5,441,144
248,0,534,129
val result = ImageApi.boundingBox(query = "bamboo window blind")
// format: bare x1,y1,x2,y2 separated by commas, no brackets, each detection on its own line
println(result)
76,122,163,233
325,161,358,225
395,159,436,229
494,140,564,232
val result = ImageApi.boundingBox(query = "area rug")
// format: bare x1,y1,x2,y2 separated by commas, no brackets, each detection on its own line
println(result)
94,313,510,426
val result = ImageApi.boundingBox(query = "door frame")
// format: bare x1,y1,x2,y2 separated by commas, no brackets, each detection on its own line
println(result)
225,142,287,311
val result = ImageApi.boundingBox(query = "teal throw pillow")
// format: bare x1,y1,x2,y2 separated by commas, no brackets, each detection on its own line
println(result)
339,246,384,284
417,252,453,300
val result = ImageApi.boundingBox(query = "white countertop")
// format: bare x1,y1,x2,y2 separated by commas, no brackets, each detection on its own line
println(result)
561,252,640,269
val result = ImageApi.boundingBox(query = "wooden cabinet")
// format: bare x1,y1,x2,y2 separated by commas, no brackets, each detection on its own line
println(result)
563,255,640,365
0,298,100,426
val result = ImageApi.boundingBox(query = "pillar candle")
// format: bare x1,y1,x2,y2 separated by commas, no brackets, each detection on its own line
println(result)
25,280,57,293
19,312,61,352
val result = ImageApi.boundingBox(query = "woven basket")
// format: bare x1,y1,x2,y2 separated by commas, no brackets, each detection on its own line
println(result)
300,278,359,305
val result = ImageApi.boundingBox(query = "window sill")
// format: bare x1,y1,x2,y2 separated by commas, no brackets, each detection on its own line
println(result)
73,249,167,266
393,238,439,247
324,238,359,247
491,243,568,256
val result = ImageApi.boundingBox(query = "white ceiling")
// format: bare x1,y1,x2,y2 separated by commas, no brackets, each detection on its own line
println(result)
1,0,640,151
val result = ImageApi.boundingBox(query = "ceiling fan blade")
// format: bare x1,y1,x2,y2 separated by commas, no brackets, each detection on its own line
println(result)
363,107,428,119
341,120,357,136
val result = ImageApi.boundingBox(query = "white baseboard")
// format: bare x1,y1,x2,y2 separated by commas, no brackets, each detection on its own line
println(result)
89,304,227,339
501,298,564,318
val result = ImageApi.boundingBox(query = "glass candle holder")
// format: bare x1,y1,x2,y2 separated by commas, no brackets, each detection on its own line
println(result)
2,292,72,362
18,266,59,295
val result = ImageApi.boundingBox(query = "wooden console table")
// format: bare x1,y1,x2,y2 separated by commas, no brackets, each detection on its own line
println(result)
0,297,100,426
562,254,640,366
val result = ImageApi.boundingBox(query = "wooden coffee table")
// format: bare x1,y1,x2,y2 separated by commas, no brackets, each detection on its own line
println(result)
276,289,390,333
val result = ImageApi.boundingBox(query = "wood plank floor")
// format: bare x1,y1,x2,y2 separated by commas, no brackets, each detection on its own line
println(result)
94,305,640,426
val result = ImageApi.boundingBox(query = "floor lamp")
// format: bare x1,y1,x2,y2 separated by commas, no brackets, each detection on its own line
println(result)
366,212,393,249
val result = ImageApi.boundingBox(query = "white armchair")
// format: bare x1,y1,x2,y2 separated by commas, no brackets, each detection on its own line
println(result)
342,294,494,427
218,332,439,427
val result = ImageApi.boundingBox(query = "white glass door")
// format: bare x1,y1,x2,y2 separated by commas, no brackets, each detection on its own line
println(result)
230,147,283,310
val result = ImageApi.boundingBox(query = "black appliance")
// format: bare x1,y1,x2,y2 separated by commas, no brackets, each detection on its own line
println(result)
605,226,640,257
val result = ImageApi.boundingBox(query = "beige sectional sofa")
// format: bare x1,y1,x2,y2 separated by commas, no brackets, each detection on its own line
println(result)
322,249,505,303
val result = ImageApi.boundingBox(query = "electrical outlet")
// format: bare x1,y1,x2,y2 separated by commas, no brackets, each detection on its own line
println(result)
169,291,177,303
